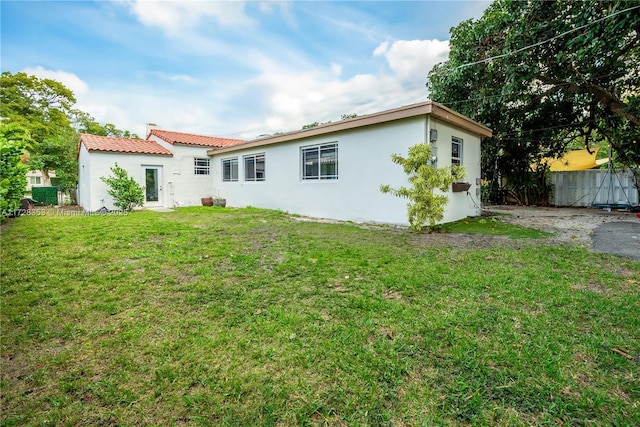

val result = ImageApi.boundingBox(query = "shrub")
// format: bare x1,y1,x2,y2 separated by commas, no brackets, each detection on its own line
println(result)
100,163,144,212
380,143,465,231
0,123,30,220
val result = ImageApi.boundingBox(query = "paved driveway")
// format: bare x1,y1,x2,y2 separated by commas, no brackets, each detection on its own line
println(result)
593,222,640,259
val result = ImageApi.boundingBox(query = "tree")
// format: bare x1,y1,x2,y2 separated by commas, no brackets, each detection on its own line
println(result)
72,110,139,139
427,0,640,203
0,123,30,219
0,71,77,186
100,163,144,212
380,144,465,231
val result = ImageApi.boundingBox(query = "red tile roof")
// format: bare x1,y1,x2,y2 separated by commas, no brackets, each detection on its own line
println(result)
149,129,245,148
80,134,173,156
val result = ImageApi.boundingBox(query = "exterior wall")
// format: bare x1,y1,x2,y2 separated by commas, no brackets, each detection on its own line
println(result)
77,144,92,209
146,137,215,207
78,149,174,211
430,118,483,224
211,116,483,225
78,141,216,211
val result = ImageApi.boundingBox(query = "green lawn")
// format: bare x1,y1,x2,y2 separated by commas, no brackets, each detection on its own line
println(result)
1,207,638,426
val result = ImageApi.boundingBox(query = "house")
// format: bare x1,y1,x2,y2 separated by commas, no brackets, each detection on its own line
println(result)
76,127,245,211
25,170,56,191
77,101,492,225
207,101,492,225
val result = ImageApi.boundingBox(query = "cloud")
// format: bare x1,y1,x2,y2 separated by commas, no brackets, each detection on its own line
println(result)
376,39,450,80
127,0,254,35
373,41,389,56
21,66,90,97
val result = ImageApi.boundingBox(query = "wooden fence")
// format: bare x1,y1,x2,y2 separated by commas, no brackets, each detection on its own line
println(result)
550,169,638,207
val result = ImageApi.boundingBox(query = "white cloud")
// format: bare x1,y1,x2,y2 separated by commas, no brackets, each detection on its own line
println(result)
378,39,450,80
21,66,90,97
373,41,389,56
128,0,254,35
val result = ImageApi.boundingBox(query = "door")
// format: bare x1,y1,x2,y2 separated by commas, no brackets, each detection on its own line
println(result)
143,166,163,207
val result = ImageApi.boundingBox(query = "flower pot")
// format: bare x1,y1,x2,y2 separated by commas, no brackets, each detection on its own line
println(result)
452,182,471,192
201,197,214,206
212,198,226,207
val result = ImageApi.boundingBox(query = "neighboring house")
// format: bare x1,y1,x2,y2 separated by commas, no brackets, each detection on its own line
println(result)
77,127,245,211
207,101,492,225
26,170,56,191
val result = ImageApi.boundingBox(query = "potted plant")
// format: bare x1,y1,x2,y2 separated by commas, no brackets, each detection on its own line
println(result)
450,166,470,192
201,196,214,206
452,182,471,192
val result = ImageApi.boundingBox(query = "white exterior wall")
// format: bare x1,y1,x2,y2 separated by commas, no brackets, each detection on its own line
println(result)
77,144,92,209
212,116,483,225
77,147,175,211
146,137,216,207
430,119,483,224
78,140,217,211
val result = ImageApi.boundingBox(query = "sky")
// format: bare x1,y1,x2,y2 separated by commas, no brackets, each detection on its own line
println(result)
1,0,491,140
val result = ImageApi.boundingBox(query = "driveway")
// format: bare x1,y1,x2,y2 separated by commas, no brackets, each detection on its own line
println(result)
485,205,640,258
593,222,640,259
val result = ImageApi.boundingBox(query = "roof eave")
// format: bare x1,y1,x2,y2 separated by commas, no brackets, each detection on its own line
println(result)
207,101,492,156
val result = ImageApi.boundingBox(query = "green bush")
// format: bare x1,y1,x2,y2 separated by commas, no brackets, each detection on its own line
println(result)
381,143,465,231
100,163,144,212
0,123,30,220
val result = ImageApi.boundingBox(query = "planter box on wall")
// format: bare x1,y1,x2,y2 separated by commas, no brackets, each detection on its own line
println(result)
452,182,471,192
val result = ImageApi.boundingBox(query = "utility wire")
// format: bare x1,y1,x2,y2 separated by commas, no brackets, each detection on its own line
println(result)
450,4,640,71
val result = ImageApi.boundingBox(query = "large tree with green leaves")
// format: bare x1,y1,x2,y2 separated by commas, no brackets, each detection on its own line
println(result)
428,0,640,203
0,71,77,186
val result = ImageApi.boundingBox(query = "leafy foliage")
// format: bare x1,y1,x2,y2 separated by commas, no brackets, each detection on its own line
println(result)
72,110,139,138
0,71,79,189
380,144,465,231
0,123,30,219
100,163,145,212
427,0,640,203
1,72,138,195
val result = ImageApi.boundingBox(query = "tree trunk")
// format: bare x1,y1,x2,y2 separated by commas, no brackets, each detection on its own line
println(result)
41,169,51,186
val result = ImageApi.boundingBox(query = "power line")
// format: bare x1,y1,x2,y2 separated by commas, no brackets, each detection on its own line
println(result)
451,4,640,71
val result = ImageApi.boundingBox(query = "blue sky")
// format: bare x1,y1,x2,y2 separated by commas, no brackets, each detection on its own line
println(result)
1,1,491,139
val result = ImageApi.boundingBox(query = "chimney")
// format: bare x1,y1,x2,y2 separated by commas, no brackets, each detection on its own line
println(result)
146,123,159,138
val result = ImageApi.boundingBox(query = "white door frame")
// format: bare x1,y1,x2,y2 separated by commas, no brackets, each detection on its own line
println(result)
142,165,163,207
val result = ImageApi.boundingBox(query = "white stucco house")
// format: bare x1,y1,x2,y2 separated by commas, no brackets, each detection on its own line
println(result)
77,127,245,211
77,101,492,225
207,101,492,225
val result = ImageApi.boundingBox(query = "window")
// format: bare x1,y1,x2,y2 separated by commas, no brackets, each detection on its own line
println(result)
451,137,463,166
29,176,41,185
244,154,265,181
301,143,338,180
222,158,238,182
194,158,210,175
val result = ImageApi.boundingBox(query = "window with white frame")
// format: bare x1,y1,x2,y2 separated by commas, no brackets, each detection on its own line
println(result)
301,143,338,180
451,137,463,166
194,158,210,175
244,153,265,181
29,176,41,185
222,157,239,182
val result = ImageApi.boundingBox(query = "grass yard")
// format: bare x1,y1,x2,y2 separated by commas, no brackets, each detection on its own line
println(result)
1,207,638,426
